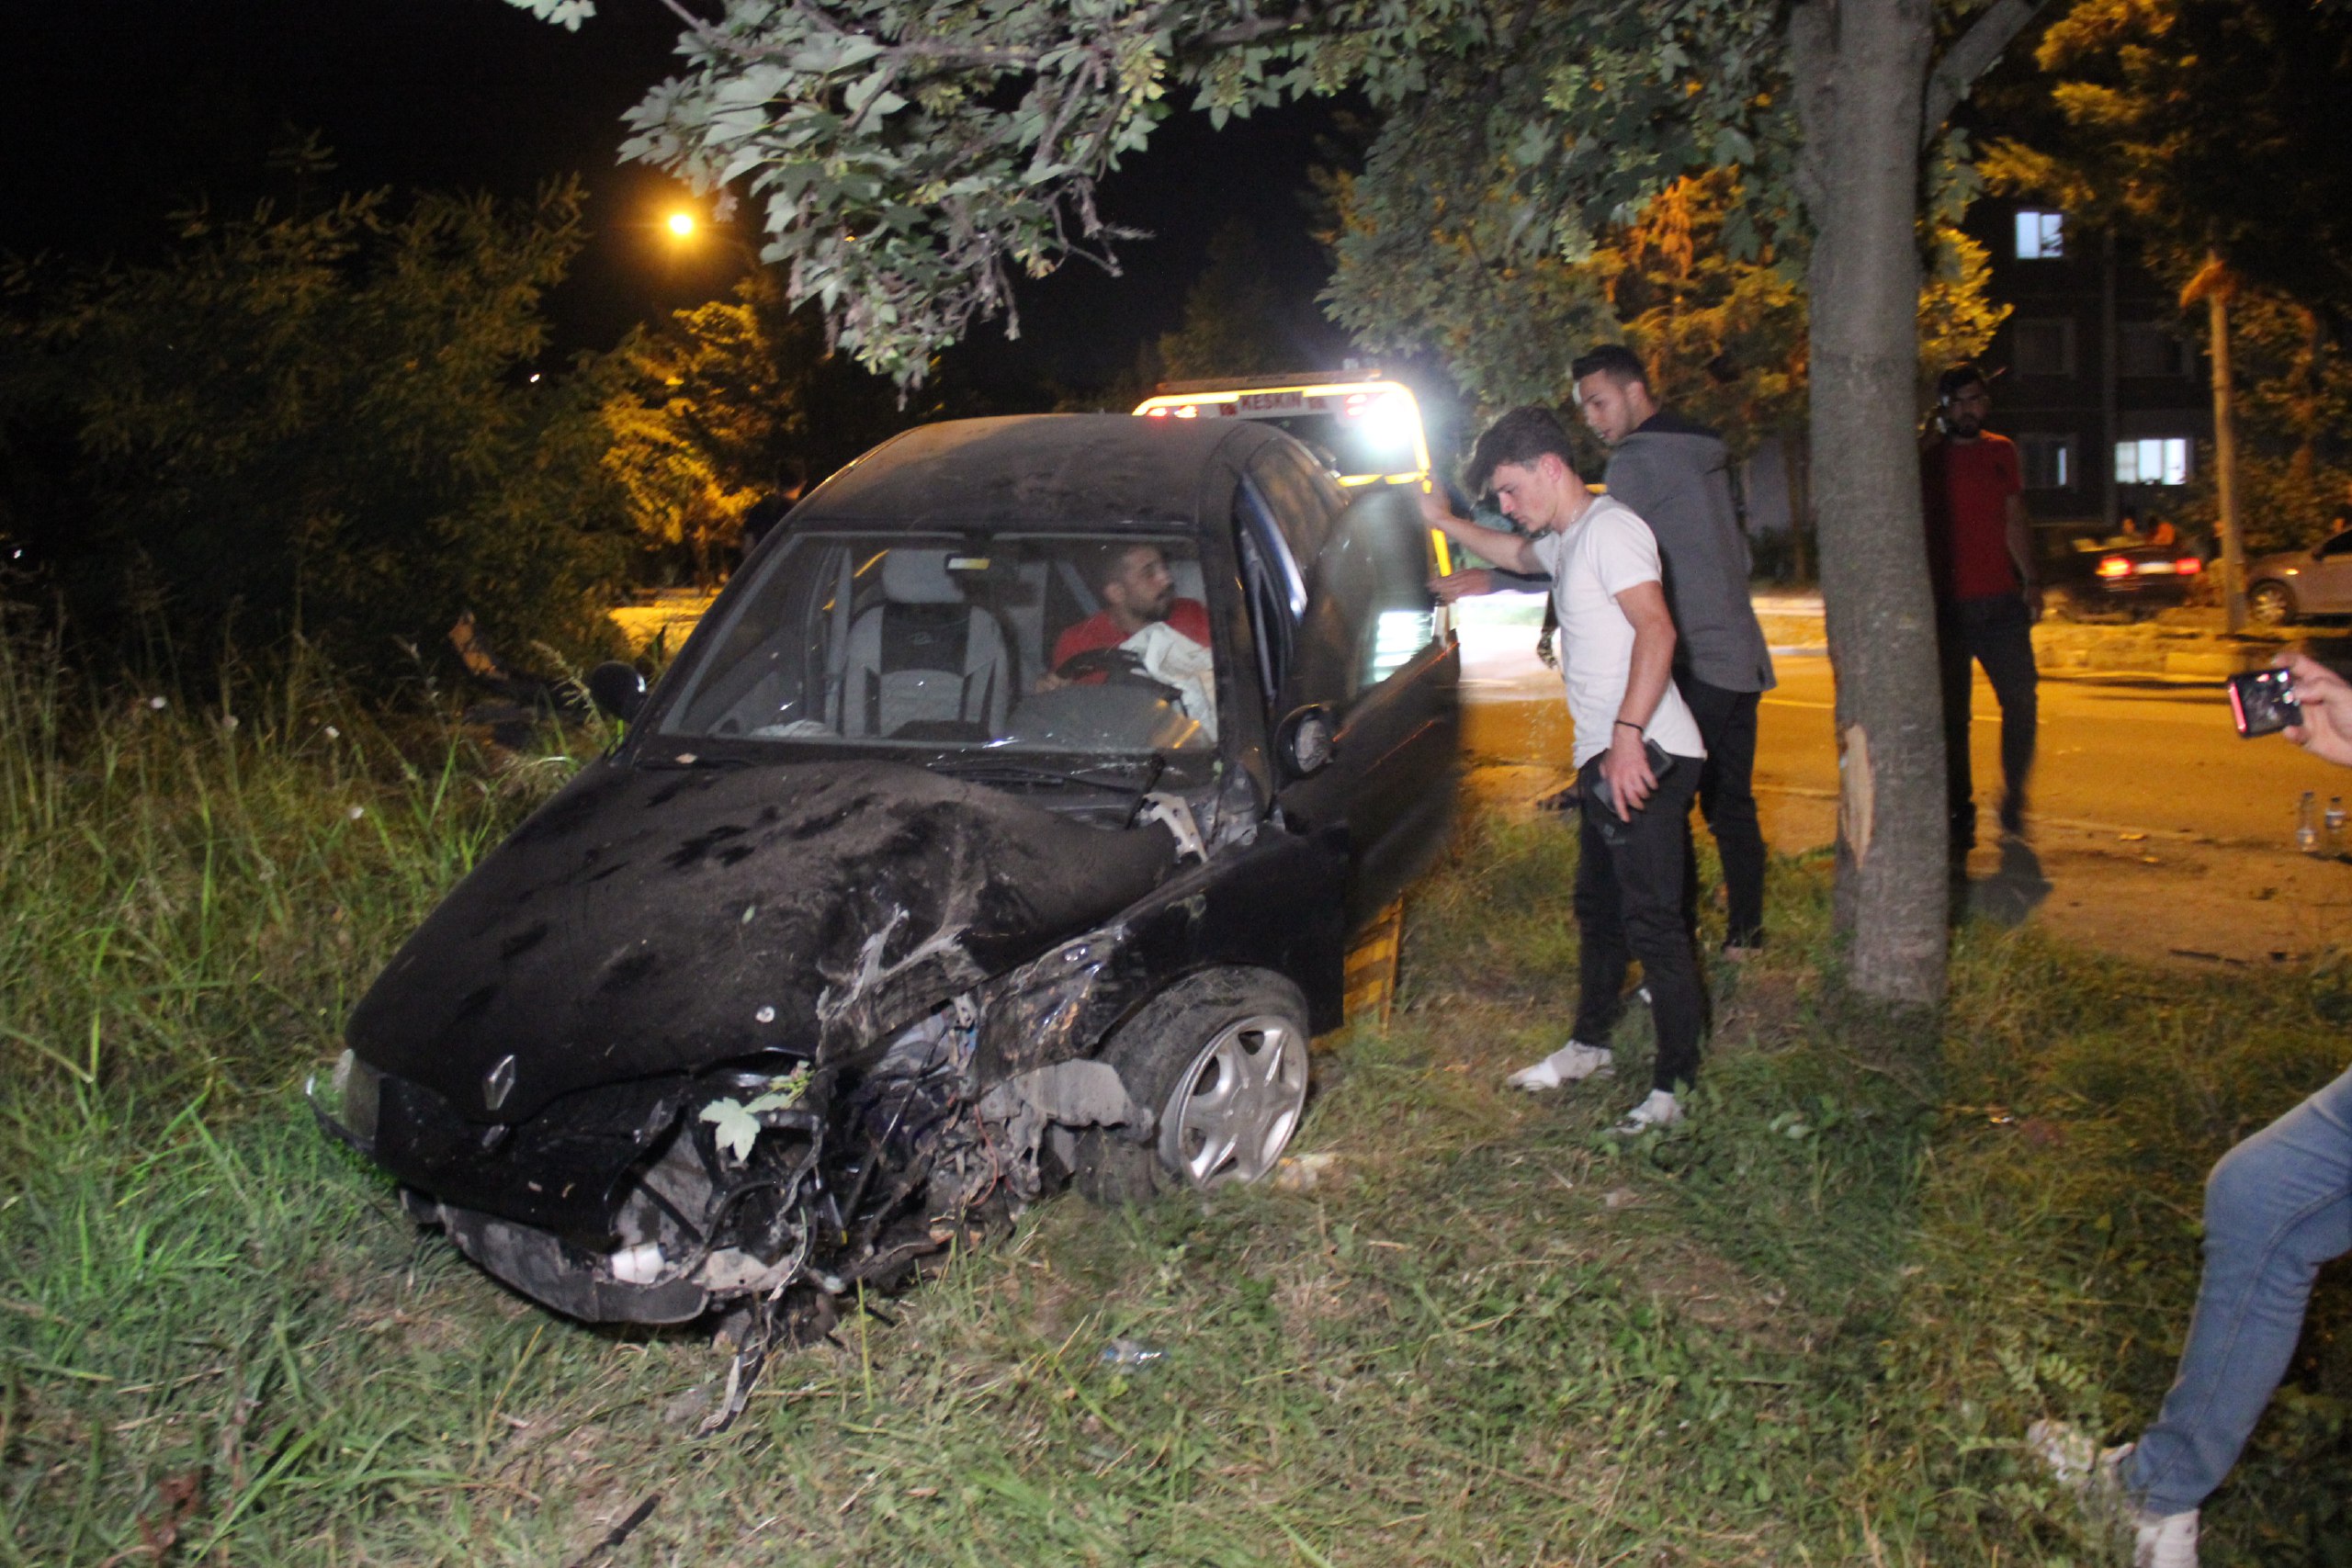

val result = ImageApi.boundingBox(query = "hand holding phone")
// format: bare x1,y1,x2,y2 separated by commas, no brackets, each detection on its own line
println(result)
2270,654,2352,768
2228,667,2301,738
1587,739,1676,818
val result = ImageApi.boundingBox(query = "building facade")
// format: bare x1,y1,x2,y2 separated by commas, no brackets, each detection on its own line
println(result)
1971,200,2210,542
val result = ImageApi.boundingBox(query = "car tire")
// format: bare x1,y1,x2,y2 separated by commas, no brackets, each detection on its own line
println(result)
1073,969,1312,1205
2250,581,2297,627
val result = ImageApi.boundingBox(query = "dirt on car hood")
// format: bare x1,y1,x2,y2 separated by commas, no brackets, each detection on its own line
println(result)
346,757,1181,1122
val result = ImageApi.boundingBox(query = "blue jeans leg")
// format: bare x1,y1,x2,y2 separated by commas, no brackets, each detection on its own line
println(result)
2122,1064,2352,1516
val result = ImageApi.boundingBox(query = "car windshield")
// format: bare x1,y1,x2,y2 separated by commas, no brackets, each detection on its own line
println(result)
655,531,1218,758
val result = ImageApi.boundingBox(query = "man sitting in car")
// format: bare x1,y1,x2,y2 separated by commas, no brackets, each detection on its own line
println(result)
1043,541,1217,734
1051,542,1212,671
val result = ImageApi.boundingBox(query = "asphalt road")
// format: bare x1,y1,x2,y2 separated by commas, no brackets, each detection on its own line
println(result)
1456,603,2352,964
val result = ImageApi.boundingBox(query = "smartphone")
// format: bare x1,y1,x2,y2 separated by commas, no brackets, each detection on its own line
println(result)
1585,739,1678,816
2228,667,2302,739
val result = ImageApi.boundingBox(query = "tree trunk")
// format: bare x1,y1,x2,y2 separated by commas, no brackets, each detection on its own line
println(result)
1791,0,1949,1008
1784,434,1813,584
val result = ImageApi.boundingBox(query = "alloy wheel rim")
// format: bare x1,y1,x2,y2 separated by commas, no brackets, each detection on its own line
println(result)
1159,1013,1308,1188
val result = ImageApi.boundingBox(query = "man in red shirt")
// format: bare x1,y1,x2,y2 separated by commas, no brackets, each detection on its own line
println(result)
1049,542,1211,672
1921,362,2041,851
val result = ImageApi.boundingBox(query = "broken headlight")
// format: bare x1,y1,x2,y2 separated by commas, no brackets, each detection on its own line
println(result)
309,1047,383,1152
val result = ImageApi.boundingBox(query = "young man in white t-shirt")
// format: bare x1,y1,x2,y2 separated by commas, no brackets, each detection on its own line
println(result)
1421,406,1708,1134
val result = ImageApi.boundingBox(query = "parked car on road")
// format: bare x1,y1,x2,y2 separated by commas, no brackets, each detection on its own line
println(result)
313,414,1459,1341
2247,529,2352,626
2080,538,2208,608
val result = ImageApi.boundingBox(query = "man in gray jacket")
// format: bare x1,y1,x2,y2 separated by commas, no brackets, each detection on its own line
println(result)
1573,344,1776,954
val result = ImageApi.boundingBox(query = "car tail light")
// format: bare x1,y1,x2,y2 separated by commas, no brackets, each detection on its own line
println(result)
2097,556,2132,579
1145,407,1170,418
2175,557,2202,575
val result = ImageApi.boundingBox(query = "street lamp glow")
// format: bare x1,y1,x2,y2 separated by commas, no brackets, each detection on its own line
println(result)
666,210,696,239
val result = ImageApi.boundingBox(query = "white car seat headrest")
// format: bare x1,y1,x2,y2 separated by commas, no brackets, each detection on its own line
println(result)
881,548,962,605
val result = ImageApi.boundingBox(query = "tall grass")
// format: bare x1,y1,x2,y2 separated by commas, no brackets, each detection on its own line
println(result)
2,617,2346,1563
0,616,556,1113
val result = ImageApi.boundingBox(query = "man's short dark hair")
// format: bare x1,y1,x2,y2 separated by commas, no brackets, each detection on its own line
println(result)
1569,344,1651,390
1081,539,1158,594
1464,405,1579,496
1937,361,1988,403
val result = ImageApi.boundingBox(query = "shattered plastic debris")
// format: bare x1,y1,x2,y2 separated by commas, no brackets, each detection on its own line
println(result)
1100,1337,1165,1371
1272,1151,1338,1192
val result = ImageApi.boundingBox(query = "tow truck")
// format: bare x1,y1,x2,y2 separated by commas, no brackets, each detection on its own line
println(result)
1135,369,1453,576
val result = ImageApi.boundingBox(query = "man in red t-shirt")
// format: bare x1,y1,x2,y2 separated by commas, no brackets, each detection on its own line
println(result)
1921,361,2041,851
1047,542,1211,675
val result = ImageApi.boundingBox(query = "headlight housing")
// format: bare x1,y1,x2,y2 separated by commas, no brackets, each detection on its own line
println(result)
309,1048,383,1152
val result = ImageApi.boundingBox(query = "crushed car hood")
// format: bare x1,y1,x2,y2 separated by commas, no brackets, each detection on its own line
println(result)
346,758,1181,1122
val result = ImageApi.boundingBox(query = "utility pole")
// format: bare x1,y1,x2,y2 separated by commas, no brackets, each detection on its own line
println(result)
2189,251,2247,631
2099,229,2119,532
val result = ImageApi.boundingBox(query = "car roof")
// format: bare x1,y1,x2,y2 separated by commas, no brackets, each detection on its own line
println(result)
790,413,1289,532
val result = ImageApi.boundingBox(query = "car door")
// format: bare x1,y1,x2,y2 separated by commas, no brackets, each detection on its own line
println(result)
1249,456,1460,931
2308,531,2352,613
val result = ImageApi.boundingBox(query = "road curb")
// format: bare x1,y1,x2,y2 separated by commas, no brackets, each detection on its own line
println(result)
1747,592,2340,677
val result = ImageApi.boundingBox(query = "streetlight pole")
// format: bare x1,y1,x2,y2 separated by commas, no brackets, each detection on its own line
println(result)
2195,253,2248,633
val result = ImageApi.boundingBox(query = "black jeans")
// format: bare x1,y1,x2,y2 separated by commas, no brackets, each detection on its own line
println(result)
1938,592,2039,842
1572,754,1705,1093
1678,676,1768,948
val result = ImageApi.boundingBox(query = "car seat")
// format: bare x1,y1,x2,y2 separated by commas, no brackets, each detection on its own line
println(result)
834,549,1014,739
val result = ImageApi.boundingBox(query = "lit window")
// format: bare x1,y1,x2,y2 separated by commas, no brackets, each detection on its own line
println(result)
2115,438,2190,486
2015,209,2064,260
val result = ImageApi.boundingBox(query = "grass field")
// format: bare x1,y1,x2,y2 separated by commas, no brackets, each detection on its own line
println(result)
4,636,2348,1565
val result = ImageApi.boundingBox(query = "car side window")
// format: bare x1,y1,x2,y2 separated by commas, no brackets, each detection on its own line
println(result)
1247,448,1339,564
2321,532,2352,558
1235,479,1304,704
1323,487,1440,698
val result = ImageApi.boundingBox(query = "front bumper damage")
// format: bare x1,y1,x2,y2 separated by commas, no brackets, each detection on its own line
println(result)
311,925,1160,1332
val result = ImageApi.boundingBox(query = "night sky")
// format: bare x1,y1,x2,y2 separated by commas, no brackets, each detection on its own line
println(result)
5,0,1354,395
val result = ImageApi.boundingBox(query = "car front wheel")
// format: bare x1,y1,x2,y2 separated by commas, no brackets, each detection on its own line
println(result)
1075,969,1311,1204
2250,581,2297,627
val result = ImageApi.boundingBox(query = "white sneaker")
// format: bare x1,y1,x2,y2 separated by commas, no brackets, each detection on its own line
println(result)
1611,1089,1683,1134
2133,1506,2198,1568
1505,1041,1614,1090
2026,1422,2199,1568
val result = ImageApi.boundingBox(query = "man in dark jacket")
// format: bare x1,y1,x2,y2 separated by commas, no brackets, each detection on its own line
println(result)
1573,345,1776,954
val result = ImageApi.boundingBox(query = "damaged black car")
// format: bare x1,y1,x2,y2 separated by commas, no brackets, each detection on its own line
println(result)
314,413,1458,1347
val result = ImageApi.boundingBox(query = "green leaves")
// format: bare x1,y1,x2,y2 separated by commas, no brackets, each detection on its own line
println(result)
498,0,1926,399
698,1068,812,1162
503,0,597,30
1,179,631,676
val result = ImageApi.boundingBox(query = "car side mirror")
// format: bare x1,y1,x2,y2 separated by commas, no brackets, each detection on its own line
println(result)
585,660,648,724
1274,704,1338,781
